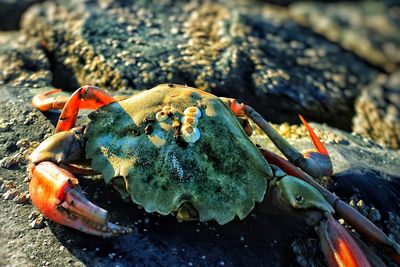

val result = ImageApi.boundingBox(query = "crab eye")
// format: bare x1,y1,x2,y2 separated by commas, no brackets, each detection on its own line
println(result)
184,107,201,118
156,111,168,122
181,116,198,127
295,195,304,203
181,124,200,143
162,105,175,114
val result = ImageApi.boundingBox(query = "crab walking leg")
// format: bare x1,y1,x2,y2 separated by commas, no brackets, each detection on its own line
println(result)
32,89,70,111
263,149,400,264
32,86,115,133
29,162,131,237
55,85,115,133
269,165,371,267
224,98,332,178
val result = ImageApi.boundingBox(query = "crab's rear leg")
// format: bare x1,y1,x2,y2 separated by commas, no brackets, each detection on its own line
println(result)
32,85,115,133
29,128,131,237
224,98,332,178
264,150,400,265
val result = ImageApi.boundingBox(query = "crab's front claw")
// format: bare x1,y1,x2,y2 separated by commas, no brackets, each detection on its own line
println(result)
29,162,131,237
270,167,371,267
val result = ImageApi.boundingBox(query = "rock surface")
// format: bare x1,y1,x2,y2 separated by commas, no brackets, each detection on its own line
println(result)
290,1,400,73
353,71,400,149
0,32,51,88
0,0,44,30
21,0,376,129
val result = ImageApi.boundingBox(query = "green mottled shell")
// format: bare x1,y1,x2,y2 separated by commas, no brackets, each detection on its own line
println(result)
85,84,272,224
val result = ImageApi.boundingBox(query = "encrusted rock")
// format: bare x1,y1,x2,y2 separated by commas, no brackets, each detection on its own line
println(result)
22,0,375,128
290,1,400,72
0,33,51,88
353,71,400,149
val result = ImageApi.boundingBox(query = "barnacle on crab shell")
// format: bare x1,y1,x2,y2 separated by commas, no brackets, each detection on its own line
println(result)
156,111,168,122
184,106,201,118
181,124,201,143
181,116,198,127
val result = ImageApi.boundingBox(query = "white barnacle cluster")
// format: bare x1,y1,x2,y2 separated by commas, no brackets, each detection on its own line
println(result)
181,107,201,143
156,105,176,122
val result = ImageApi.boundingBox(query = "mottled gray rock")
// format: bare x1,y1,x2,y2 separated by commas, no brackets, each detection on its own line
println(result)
353,71,400,149
21,0,376,129
0,32,51,87
290,1,400,73
0,0,44,30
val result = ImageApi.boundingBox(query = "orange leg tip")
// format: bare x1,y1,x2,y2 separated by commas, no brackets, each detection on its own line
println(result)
230,100,246,116
298,114,329,157
319,215,371,267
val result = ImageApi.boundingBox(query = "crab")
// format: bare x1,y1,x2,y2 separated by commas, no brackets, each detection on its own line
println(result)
28,84,399,267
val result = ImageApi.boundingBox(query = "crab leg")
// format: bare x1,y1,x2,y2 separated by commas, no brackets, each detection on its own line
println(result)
264,149,400,264
29,162,131,237
225,98,332,178
32,89,70,111
32,85,115,133
269,165,371,267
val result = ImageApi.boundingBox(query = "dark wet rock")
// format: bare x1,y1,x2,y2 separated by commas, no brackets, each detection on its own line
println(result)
353,71,400,149
0,32,52,87
290,1,400,73
21,0,376,129
0,0,44,30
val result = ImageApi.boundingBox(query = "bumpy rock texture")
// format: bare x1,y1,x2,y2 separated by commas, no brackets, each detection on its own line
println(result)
0,32,51,87
354,71,400,149
21,0,376,129
290,1,400,73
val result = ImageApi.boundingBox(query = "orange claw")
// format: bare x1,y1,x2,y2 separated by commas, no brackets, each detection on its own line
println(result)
299,114,329,157
317,214,371,267
29,162,131,237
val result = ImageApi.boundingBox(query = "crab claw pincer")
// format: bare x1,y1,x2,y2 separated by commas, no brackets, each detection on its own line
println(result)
29,162,131,237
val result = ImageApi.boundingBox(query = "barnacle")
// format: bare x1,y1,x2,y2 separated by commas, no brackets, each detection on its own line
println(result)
181,124,201,143
181,116,198,127
156,111,168,122
162,105,176,115
184,107,201,118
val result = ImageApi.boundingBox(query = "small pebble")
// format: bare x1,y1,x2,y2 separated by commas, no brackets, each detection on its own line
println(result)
30,215,46,229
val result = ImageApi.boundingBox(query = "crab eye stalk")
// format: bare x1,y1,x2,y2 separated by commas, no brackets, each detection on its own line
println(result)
184,107,201,118
181,125,201,143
